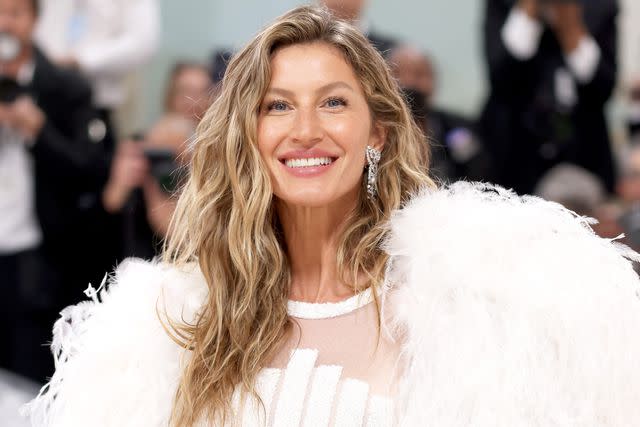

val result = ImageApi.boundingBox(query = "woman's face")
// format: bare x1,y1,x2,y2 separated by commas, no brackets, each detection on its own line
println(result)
257,42,384,208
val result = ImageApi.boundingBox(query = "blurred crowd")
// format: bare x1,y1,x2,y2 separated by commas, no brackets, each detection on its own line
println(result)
0,0,639,393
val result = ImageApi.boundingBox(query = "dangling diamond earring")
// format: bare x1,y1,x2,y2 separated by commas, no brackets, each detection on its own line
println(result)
365,145,381,200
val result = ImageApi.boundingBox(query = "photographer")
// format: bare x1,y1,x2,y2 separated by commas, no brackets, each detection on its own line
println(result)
0,0,111,382
480,0,618,194
98,114,193,267
389,45,492,182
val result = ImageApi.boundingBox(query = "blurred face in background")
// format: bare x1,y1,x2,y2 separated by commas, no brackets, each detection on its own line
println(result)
320,0,366,21
166,65,213,123
389,46,435,105
257,42,384,209
0,0,36,61
617,148,640,203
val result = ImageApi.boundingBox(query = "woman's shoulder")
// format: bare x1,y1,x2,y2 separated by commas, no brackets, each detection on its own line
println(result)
25,258,208,427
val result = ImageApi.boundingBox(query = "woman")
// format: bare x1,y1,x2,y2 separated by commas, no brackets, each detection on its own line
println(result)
26,6,640,426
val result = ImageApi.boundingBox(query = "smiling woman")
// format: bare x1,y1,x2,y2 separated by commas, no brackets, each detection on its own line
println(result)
258,42,385,211
25,5,640,427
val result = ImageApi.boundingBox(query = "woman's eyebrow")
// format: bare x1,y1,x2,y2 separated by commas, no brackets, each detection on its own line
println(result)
316,81,354,95
265,81,355,98
264,87,294,98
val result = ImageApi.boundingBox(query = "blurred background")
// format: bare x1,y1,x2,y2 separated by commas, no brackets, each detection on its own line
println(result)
2,0,640,424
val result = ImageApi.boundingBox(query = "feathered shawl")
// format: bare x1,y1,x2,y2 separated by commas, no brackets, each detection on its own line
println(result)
25,182,640,426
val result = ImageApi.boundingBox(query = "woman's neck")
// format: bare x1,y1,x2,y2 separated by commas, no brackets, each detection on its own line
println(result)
277,194,358,303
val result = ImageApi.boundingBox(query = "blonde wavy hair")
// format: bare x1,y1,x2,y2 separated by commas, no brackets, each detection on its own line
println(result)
163,5,434,426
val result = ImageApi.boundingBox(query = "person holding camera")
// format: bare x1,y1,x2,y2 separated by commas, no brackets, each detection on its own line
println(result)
97,114,193,269
0,0,112,383
480,0,618,195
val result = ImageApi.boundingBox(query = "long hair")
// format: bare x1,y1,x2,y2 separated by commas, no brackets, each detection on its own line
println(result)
163,5,434,426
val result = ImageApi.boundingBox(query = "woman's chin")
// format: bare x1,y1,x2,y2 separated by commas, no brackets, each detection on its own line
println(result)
275,188,356,209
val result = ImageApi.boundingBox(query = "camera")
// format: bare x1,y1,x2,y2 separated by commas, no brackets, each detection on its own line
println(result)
0,77,26,103
130,133,186,194
143,147,186,194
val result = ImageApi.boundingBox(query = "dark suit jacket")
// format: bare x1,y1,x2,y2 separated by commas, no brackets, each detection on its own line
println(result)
479,0,618,194
27,48,113,303
427,108,493,183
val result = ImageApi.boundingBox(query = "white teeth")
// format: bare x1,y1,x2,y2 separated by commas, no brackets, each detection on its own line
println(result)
285,157,333,168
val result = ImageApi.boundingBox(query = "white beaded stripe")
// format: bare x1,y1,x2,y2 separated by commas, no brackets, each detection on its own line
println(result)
256,368,281,416
229,369,281,426
233,348,394,426
240,368,281,426
365,395,394,427
287,288,374,319
229,385,242,424
272,349,318,427
333,378,371,427
301,365,343,427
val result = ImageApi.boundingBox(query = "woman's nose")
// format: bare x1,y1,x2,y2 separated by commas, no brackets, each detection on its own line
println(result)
290,108,323,145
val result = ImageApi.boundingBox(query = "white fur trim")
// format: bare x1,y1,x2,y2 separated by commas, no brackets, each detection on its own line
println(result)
23,259,207,427
386,182,640,426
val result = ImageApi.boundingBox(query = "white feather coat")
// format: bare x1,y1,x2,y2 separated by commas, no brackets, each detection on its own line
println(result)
24,182,640,426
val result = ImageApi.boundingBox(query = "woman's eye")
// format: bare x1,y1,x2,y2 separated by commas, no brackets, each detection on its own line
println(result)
267,100,289,112
325,97,346,108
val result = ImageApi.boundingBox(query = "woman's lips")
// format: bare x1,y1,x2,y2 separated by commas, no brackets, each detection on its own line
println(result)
279,156,338,177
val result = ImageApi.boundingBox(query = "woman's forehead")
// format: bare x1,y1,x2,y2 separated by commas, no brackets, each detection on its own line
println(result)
268,42,360,91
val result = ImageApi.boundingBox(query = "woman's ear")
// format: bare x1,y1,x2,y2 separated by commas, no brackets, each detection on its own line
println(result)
370,122,387,152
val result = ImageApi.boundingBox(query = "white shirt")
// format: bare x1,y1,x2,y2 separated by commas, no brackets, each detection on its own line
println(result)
34,0,160,109
501,7,601,83
0,62,42,254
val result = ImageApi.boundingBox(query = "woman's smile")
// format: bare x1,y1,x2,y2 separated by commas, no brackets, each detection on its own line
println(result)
278,148,340,177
